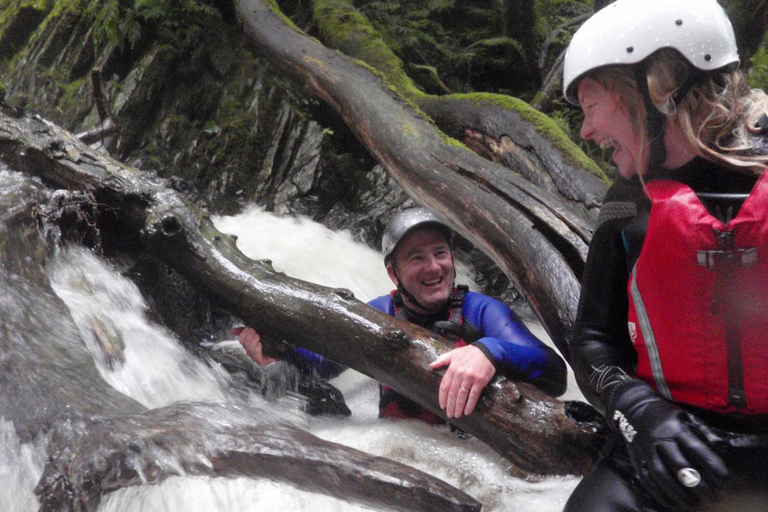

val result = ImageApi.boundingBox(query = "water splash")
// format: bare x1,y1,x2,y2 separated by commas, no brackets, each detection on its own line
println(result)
2,207,583,512
47,246,230,409
0,420,46,512
212,206,479,302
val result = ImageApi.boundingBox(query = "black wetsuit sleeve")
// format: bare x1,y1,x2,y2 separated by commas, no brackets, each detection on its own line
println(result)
571,187,640,412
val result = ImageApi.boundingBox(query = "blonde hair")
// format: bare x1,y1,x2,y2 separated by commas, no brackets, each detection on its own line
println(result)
593,49,768,176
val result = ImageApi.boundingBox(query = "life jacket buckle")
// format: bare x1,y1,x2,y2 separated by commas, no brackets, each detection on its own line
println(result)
697,247,758,269
697,229,758,269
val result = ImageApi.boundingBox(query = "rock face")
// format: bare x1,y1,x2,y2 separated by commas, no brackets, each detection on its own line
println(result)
0,2,395,229
0,2,422,339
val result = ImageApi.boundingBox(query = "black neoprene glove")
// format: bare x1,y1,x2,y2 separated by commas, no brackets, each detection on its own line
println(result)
604,378,730,510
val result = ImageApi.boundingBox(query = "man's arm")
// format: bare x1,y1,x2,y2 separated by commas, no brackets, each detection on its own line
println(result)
428,291,568,419
272,294,400,378
232,327,346,379
232,326,276,365
463,292,568,397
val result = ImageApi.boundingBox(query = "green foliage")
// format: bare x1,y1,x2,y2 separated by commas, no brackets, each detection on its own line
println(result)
0,0,52,11
467,37,525,65
355,0,483,92
352,0,591,96
87,0,221,52
749,45,768,92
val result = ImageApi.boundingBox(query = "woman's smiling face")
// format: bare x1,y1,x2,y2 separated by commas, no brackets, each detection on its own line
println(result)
578,77,647,179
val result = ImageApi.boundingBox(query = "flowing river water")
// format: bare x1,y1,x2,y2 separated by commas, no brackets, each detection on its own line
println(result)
2,206,585,512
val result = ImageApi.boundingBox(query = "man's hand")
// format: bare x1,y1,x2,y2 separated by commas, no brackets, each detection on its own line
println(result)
231,326,276,366
429,345,495,419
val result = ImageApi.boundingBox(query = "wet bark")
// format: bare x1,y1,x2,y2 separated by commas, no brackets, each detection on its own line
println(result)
0,112,607,478
36,404,480,512
0,171,480,512
418,94,606,222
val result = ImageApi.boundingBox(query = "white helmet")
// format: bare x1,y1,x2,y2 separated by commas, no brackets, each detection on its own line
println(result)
563,0,739,105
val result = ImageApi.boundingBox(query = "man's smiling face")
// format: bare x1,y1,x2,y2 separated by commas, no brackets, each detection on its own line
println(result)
387,226,454,313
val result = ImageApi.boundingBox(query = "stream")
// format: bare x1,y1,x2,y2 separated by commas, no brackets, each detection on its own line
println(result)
1,206,584,512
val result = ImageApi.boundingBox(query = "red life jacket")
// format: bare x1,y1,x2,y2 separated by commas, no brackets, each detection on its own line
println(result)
627,171,768,414
379,286,470,424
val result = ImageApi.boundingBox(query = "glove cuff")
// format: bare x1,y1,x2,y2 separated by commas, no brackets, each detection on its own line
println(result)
589,365,632,406
603,377,660,443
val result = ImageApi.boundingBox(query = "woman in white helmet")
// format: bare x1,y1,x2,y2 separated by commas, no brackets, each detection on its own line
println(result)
563,0,768,510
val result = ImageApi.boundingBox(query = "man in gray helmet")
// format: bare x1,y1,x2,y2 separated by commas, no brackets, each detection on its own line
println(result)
236,206,567,425
373,206,566,423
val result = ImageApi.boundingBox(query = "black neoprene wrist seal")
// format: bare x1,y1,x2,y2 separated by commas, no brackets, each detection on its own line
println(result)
471,341,500,370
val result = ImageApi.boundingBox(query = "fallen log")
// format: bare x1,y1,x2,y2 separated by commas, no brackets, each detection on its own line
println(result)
236,0,585,361
0,170,481,512
0,113,607,477
35,403,481,512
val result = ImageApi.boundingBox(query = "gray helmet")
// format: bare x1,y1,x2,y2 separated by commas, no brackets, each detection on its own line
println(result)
563,0,739,105
381,207,452,264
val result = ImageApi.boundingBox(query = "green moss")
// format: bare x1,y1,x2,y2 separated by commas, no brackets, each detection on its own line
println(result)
3,0,55,11
0,1,55,66
261,0,303,33
450,92,608,182
438,131,470,151
312,0,425,101
749,44,768,91
189,90,274,191
56,77,89,122
44,0,90,23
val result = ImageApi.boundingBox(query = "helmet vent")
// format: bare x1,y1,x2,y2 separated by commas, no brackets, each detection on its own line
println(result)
676,19,683,26
626,46,634,53
705,54,712,61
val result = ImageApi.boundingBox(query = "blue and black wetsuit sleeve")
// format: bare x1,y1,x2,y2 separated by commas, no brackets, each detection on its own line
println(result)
465,292,568,397
283,294,394,379
285,347,347,379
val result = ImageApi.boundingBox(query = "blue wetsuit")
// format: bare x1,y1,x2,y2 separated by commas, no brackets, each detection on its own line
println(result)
287,288,567,402
371,290,566,396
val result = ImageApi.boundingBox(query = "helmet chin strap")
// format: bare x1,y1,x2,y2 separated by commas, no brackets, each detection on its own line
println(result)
395,280,429,312
634,65,667,175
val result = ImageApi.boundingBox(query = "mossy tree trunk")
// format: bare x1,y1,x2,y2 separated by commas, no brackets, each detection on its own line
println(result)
311,0,608,219
297,0,614,363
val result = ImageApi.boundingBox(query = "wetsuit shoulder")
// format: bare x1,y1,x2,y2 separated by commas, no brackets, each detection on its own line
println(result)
367,294,395,315
596,178,647,229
